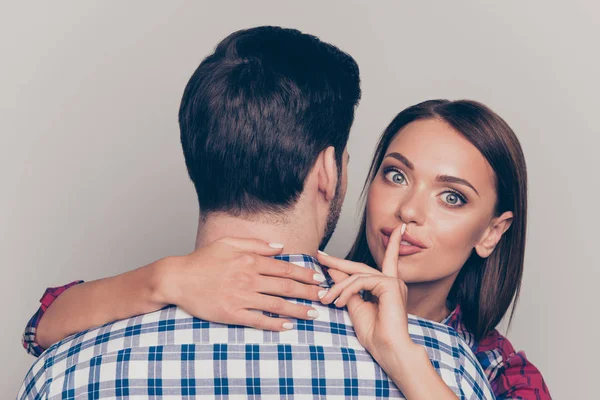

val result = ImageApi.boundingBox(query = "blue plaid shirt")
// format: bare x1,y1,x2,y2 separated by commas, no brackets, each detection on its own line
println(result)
19,254,494,399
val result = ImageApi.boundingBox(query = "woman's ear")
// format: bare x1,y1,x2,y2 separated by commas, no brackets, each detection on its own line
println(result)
317,146,338,201
475,211,513,258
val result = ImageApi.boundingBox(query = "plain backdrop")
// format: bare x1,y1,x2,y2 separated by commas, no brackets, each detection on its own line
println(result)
1,1,598,397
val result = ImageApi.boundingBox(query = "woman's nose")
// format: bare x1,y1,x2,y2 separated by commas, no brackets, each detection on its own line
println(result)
395,189,426,225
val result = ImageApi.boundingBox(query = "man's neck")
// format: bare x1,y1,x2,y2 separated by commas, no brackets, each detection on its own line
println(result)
195,211,321,256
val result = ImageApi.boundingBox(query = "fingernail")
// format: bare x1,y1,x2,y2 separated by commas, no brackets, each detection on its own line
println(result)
401,223,407,235
318,250,328,255
313,274,326,283
333,298,340,306
269,243,284,249
318,289,328,299
307,309,319,319
282,322,293,330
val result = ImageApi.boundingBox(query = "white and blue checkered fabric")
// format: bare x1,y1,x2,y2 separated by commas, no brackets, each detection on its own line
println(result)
19,254,494,399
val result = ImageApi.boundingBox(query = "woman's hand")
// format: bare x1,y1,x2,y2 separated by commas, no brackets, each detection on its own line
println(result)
318,225,459,399
155,237,326,331
318,224,415,359
34,238,324,350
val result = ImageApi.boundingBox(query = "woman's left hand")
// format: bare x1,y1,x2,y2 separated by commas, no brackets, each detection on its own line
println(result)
318,225,459,399
317,224,417,363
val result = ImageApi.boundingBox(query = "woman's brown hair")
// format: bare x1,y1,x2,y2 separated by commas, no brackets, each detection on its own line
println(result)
347,99,527,340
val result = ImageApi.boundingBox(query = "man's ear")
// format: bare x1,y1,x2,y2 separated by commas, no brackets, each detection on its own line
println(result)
317,146,338,202
475,211,513,258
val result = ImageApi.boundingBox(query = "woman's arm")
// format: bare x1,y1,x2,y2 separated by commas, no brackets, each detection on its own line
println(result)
30,237,325,352
35,262,165,350
23,280,83,356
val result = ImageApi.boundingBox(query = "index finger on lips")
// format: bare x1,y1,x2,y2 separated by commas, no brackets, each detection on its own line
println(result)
381,223,405,278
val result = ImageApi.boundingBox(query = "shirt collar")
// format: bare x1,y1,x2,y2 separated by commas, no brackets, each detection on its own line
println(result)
442,305,476,348
273,254,333,288
441,305,461,326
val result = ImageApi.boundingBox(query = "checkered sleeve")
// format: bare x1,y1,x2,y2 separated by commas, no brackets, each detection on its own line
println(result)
22,280,84,357
456,346,497,400
18,349,52,400
409,317,495,399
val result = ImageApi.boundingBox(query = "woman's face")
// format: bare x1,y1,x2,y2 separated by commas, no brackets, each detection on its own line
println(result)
366,118,509,284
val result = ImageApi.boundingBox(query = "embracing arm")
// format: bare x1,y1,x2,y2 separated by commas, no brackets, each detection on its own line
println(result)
23,280,83,356
24,238,325,355
34,260,167,350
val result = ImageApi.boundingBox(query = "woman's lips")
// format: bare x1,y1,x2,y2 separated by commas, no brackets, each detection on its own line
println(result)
380,229,426,256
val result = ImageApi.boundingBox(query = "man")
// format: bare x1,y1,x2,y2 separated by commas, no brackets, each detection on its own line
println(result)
19,26,492,399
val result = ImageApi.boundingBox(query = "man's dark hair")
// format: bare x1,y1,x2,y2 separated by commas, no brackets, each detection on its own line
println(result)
179,26,361,216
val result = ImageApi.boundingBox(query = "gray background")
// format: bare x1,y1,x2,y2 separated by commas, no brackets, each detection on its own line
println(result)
1,1,597,397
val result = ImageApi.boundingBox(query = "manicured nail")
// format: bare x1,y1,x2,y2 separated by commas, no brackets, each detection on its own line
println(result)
333,298,340,306
307,309,319,319
318,289,328,299
401,223,407,235
269,243,284,249
313,274,326,283
282,322,293,330
318,250,328,255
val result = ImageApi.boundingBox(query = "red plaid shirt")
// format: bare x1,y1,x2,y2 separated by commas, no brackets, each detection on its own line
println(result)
443,307,551,399
21,281,83,357
23,282,551,399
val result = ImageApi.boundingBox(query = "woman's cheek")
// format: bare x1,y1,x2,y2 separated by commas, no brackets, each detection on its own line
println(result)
426,201,493,276
433,213,487,269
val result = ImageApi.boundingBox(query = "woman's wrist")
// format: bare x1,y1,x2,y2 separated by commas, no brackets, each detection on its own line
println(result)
388,342,429,380
384,342,458,399
146,256,182,308
375,338,424,380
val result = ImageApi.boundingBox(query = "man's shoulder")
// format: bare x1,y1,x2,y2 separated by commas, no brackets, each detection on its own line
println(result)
20,305,494,400
407,313,465,351
45,307,477,370
33,306,187,366
408,313,462,335
407,314,490,388
36,302,358,368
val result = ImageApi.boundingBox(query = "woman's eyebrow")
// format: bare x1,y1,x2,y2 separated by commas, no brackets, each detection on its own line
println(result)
436,175,480,196
384,152,414,170
384,152,480,196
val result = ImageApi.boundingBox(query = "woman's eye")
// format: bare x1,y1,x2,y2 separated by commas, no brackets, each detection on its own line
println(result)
384,169,407,185
440,191,466,206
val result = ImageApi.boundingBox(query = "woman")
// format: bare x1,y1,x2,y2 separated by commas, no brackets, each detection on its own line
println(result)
23,100,550,399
